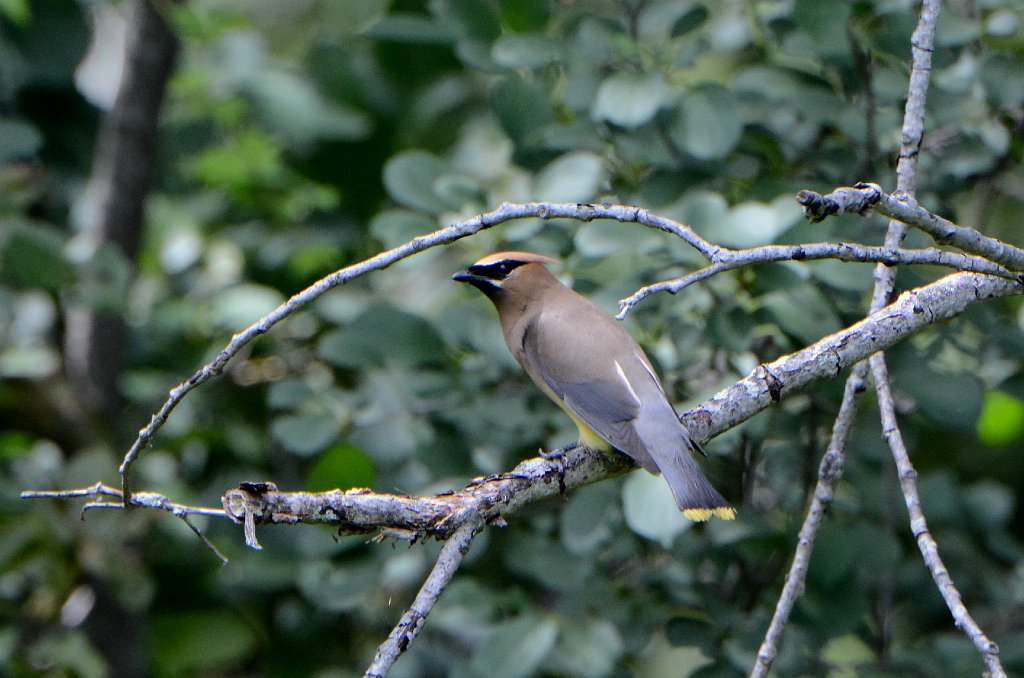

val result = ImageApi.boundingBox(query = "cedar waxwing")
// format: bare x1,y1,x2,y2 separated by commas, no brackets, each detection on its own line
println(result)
454,251,734,521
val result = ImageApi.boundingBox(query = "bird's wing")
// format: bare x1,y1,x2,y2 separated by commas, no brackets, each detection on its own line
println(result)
520,311,659,470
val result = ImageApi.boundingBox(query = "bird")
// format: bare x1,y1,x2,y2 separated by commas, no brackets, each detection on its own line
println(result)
453,251,734,521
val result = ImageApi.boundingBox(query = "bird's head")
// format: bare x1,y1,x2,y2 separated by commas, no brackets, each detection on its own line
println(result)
452,251,559,300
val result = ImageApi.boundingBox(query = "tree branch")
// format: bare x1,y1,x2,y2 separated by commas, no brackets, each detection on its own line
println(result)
617,240,1018,318
797,184,1024,272
750,363,869,678
871,354,1005,677
364,514,484,677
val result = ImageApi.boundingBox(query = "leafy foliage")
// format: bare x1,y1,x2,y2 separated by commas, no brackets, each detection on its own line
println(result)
2,0,1023,676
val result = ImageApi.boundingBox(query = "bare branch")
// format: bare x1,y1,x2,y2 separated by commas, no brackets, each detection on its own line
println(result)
617,240,1017,318
871,355,1005,677
797,184,1024,271
364,514,484,677
22,483,229,564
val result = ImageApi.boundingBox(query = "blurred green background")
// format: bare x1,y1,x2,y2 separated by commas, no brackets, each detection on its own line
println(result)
2,1,1023,676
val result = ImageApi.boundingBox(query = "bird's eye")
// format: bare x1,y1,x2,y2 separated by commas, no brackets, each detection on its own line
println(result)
497,262,511,275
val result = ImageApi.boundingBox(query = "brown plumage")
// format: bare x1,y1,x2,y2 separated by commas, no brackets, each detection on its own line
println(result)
454,251,734,521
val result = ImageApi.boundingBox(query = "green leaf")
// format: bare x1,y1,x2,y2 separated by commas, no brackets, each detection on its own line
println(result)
363,14,455,44
963,480,1015,529
297,560,381,612
622,470,690,547
317,306,447,368
492,34,560,69
305,443,376,491
382,150,449,214
822,634,874,669
247,70,372,146
491,75,556,144
149,611,257,677
759,284,842,345
0,118,42,162
574,218,664,257
592,73,670,128
208,284,285,330
270,413,340,457
0,223,73,291
544,618,624,677
499,0,551,32
670,84,743,160
470,615,559,678
559,482,616,555
703,197,800,248
533,151,605,202
445,0,501,41
901,369,983,432
976,390,1024,446
370,209,437,248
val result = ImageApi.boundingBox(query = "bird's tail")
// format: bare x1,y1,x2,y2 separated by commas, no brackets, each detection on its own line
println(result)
660,452,735,521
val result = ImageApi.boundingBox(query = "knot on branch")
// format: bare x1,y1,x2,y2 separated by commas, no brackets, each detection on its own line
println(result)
796,183,882,223
223,481,279,550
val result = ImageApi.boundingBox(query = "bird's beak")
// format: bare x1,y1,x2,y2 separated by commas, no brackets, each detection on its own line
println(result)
453,270,500,295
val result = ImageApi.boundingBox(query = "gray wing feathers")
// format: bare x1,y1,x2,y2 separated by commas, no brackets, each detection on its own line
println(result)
519,306,729,513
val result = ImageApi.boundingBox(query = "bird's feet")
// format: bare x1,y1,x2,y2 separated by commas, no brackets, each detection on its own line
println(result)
539,442,578,460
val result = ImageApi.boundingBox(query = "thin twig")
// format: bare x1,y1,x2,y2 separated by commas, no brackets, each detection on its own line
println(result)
22,483,229,563
871,355,1005,677
751,364,869,677
364,513,484,677
617,240,1017,318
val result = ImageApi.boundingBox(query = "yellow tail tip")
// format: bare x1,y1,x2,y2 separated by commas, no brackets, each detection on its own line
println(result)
682,507,737,522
